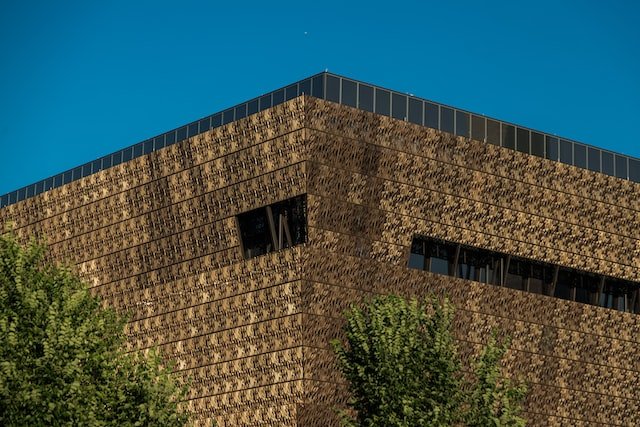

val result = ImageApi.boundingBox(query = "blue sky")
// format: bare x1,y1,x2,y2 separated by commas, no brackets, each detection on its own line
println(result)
1,0,639,195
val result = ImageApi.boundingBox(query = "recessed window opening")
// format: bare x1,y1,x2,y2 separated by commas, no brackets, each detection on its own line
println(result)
408,235,640,314
236,195,307,260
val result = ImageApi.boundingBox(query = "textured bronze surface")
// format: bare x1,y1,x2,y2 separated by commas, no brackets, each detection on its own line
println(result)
2,96,640,425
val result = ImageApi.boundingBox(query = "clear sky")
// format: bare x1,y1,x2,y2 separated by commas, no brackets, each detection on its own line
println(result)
1,0,639,196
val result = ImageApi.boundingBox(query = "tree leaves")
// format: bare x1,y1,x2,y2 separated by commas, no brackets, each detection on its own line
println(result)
333,295,527,426
0,231,190,426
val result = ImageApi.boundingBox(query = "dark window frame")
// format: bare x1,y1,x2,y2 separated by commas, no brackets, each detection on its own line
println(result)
236,195,307,260
408,235,640,314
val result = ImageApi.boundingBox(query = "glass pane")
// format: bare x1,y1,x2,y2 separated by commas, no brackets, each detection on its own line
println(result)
177,126,188,141
237,207,273,259
501,124,515,149
82,162,92,177
615,155,628,179
409,239,426,270
8,192,15,204
222,109,234,125
457,246,495,283
408,98,423,125
601,279,629,311
486,119,500,145
157,134,169,150
505,258,529,291
587,147,600,172
143,139,154,154
375,89,390,116
427,240,456,276
272,89,285,106
112,151,122,166
392,93,407,120
72,166,82,180
102,155,113,169
471,115,485,141
299,78,311,95
133,143,143,158
531,132,544,157
629,159,640,183
516,128,530,153
122,147,132,163
326,75,340,102
554,269,574,301
312,75,324,98
269,195,307,248
36,180,45,194
199,117,211,133
602,151,614,176
545,136,558,160
440,107,454,133
63,170,72,184
529,263,554,295
45,177,54,190
574,144,586,168
188,122,199,137
455,111,469,137
575,273,600,305
234,104,246,120
359,84,374,112
212,113,222,127
157,133,169,149
92,159,102,173
247,99,259,115
259,94,272,111
559,140,572,164
0,194,7,208
626,284,640,314
408,253,425,270
342,79,357,107
285,84,298,101
425,102,439,129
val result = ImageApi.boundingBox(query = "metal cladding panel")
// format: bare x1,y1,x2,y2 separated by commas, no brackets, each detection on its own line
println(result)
300,97,640,426
0,98,309,426
2,96,640,425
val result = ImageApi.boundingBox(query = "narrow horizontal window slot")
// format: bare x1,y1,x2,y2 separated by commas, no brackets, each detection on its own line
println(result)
408,235,640,314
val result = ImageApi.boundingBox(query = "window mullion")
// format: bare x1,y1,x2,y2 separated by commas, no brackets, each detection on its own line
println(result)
265,206,278,252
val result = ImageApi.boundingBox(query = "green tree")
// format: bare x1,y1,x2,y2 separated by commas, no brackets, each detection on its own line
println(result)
0,231,190,426
464,334,527,427
332,294,526,427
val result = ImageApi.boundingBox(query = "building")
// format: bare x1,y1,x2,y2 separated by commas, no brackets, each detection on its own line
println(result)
2,72,640,426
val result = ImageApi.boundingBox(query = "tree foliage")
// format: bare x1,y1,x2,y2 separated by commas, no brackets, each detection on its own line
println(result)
332,294,527,426
0,231,189,426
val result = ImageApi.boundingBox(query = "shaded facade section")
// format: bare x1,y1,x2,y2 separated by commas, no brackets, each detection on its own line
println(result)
300,97,640,426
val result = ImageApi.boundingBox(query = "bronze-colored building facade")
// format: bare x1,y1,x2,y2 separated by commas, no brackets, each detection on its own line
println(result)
2,73,640,426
